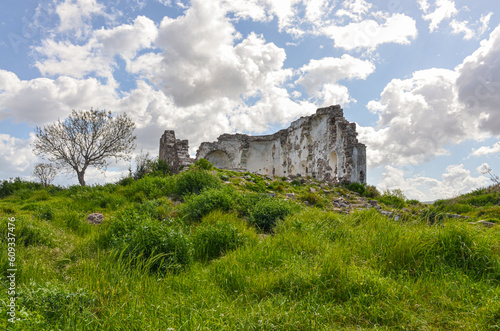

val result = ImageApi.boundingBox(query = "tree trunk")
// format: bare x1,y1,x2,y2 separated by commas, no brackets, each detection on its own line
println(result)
77,170,86,186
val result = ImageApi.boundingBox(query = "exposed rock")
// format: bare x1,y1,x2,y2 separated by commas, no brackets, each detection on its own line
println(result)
309,187,317,193
160,105,366,183
469,220,496,228
286,193,296,200
86,213,104,225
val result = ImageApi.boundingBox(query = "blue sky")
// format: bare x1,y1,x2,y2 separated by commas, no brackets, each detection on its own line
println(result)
1,0,500,200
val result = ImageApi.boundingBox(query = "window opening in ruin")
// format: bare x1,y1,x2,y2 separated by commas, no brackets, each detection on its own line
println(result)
329,151,338,176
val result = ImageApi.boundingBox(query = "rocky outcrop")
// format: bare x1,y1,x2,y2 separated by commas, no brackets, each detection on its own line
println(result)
159,105,367,184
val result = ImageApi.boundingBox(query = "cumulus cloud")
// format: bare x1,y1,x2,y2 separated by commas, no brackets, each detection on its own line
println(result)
0,70,117,124
456,25,500,136
295,55,375,105
0,134,38,179
321,13,417,51
359,68,473,167
35,16,158,82
419,0,458,32
378,164,489,201
471,142,500,157
56,0,107,38
130,0,290,108
362,25,500,169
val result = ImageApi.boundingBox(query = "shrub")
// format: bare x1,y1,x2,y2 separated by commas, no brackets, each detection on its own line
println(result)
379,189,406,209
193,158,214,170
299,192,324,207
192,212,246,261
36,205,55,221
19,282,95,322
64,210,92,235
0,178,43,198
182,188,235,221
345,182,366,195
120,219,192,272
364,185,380,198
125,176,175,200
174,170,221,197
0,218,54,247
250,198,294,232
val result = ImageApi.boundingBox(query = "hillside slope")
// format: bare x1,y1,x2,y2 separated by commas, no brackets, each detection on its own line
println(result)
1,167,499,330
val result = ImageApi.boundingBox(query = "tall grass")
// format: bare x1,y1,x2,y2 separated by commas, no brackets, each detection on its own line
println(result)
1,174,499,330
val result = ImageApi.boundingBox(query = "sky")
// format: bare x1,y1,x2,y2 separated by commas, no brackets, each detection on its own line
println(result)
1,0,499,201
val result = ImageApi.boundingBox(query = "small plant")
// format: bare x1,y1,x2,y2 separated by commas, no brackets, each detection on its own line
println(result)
194,158,214,170
364,185,381,198
379,189,406,209
182,188,235,221
174,170,221,197
345,182,366,195
192,213,246,261
250,198,293,232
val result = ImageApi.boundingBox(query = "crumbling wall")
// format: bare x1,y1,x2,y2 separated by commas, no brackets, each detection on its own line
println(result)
160,105,366,183
159,130,194,173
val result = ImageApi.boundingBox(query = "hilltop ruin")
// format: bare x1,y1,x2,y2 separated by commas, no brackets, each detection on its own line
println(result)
159,105,366,183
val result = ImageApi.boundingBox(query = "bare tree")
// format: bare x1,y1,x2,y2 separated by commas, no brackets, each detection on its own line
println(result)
33,109,136,186
479,163,500,185
33,163,57,187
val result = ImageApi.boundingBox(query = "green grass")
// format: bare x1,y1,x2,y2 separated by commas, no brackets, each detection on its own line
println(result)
0,171,499,330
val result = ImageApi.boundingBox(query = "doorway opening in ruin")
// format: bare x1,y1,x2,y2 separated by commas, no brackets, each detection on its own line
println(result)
204,150,231,169
328,151,338,177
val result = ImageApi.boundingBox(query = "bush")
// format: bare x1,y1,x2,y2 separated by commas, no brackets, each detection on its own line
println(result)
125,176,175,200
250,198,294,232
0,178,43,198
192,212,247,261
379,189,406,209
121,219,192,272
174,170,221,197
364,185,380,198
36,205,55,221
299,192,324,207
193,158,213,170
345,182,366,195
0,218,54,247
182,188,235,221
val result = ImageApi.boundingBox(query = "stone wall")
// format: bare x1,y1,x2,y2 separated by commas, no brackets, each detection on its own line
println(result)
159,105,366,183
159,130,194,173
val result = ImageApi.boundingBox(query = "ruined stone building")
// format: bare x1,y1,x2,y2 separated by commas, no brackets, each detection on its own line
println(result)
159,105,366,183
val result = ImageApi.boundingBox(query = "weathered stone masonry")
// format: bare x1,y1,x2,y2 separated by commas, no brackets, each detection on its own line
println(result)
159,105,367,183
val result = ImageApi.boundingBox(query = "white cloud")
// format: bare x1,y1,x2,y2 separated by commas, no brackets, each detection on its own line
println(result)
56,0,107,38
321,14,417,51
420,0,458,32
131,0,290,108
35,16,158,82
456,25,500,136
377,164,489,201
450,19,475,40
0,70,117,125
450,12,494,40
295,55,375,105
363,25,500,169
335,0,372,22
0,134,37,177
359,68,475,167
471,142,500,157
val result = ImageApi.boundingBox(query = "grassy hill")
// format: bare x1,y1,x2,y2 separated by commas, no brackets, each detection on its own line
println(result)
1,164,499,330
